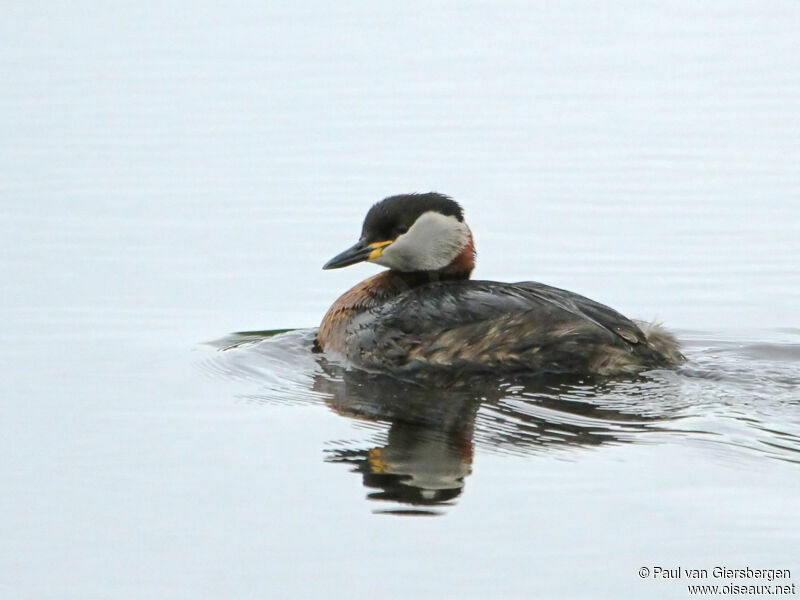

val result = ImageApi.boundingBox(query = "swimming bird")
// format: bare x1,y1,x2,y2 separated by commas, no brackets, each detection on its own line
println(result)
317,193,682,376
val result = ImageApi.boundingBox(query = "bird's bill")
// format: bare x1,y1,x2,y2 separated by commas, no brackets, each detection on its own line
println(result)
322,240,392,270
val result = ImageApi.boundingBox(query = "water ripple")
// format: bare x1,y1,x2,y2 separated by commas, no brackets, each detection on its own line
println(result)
199,328,800,511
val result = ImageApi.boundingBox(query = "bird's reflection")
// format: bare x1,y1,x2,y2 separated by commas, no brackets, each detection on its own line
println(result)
205,329,685,515
314,371,480,514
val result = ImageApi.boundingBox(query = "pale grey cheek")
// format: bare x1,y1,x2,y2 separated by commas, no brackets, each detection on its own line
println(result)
372,249,408,270
384,248,414,270
431,241,457,264
372,248,413,271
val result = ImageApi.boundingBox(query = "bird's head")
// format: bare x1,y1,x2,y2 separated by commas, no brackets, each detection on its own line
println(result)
323,192,474,276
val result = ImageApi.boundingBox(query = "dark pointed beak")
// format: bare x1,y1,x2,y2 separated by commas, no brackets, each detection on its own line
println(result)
322,239,393,270
322,240,373,270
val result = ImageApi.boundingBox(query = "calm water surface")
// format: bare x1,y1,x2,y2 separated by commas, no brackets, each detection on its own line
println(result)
2,1,799,598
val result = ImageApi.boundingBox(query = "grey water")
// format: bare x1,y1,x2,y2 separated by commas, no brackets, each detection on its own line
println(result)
2,1,799,598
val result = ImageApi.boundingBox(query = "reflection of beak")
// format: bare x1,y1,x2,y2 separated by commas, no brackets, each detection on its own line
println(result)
322,240,392,270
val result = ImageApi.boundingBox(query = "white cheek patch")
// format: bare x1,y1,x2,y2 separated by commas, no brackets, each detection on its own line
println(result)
372,211,469,271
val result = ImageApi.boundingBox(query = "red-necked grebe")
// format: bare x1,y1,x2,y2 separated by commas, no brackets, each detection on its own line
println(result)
318,193,683,376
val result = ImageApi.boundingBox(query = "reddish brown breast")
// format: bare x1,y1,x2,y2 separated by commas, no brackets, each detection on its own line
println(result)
317,234,475,356
317,272,400,355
